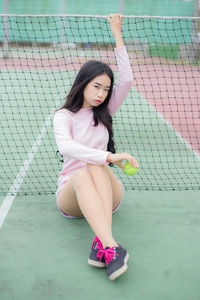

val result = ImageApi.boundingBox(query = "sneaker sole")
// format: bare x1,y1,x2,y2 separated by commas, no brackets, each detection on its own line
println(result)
88,258,106,268
108,252,130,281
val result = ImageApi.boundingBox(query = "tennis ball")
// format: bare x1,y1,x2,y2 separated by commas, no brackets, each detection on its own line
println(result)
124,162,138,176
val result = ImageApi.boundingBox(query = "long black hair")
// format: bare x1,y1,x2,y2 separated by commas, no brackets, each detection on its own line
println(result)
59,60,116,157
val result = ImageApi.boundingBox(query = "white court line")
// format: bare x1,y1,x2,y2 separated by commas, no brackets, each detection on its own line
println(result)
157,112,200,161
137,90,200,161
0,99,61,230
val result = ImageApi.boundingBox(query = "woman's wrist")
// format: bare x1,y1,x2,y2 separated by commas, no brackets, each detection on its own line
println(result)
114,33,124,48
106,153,113,163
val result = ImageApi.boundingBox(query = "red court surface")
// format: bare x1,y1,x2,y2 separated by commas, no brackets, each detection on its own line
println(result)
1,53,199,156
133,64,200,156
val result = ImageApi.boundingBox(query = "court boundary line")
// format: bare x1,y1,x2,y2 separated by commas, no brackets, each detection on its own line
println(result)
159,116,200,161
0,99,61,231
138,91,200,161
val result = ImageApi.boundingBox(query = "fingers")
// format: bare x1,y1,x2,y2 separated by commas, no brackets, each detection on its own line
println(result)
115,161,125,172
128,157,139,169
122,153,139,169
107,14,123,24
109,152,139,170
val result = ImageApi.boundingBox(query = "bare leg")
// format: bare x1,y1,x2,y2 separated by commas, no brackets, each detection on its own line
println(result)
57,167,118,248
87,164,113,228
105,164,124,211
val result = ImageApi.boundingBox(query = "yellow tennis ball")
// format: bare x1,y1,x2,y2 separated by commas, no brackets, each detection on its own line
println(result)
124,162,138,176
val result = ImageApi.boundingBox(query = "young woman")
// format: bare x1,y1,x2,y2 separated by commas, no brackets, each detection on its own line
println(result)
53,14,139,281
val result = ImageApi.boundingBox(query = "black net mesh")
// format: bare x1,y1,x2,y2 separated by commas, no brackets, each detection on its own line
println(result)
0,15,200,195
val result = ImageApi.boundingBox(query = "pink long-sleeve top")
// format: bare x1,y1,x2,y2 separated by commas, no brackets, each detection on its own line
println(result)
53,46,133,196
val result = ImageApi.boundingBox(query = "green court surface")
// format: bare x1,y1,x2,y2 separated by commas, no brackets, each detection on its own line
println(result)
1,42,200,299
0,190,200,300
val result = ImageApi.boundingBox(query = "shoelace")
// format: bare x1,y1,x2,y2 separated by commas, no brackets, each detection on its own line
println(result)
91,236,103,251
97,247,119,264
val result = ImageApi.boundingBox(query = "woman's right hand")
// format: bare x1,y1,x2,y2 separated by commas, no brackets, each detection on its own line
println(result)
107,152,139,171
107,14,124,48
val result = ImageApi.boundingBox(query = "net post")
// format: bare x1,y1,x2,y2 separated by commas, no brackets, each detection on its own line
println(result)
59,0,75,50
119,0,124,14
60,0,67,47
3,0,9,59
190,0,200,63
61,0,67,13
193,0,199,17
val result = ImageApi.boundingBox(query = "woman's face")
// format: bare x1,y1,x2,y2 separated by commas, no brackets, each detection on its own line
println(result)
82,73,111,109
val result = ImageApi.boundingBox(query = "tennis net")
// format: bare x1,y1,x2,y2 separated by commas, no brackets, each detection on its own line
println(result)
0,14,200,195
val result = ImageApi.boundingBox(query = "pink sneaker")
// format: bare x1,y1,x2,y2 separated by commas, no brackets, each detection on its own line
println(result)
88,237,106,268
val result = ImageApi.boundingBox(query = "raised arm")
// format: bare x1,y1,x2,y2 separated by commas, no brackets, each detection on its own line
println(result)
107,14,133,116
107,14,124,48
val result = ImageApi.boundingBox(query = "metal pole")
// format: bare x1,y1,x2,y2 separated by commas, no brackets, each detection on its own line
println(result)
193,0,199,17
191,0,200,62
191,0,199,40
61,0,66,14
119,0,124,14
192,0,199,34
60,0,76,49
60,0,67,46
3,0,9,59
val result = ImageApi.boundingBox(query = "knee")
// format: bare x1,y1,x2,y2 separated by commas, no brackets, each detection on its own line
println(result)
72,169,90,190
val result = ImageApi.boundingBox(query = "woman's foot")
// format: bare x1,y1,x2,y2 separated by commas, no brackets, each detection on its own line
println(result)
88,236,106,268
99,245,129,280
